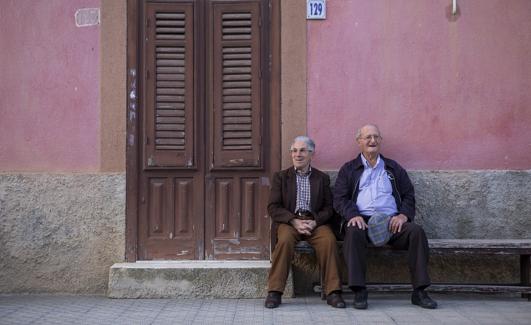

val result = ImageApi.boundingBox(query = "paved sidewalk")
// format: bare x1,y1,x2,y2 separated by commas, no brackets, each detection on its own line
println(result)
0,293,529,325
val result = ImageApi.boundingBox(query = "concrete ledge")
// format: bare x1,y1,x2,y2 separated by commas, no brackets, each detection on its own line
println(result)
107,261,293,298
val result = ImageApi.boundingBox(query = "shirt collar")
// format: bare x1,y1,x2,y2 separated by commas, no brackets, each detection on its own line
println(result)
294,165,312,176
361,154,382,169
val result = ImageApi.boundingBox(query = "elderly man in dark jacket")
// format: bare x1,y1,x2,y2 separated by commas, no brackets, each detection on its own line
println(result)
265,136,345,309
334,124,437,310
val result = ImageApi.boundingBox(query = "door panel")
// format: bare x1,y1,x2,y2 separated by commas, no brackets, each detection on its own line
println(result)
210,2,262,169
144,2,195,169
133,0,275,260
174,178,193,234
147,178,166,236
205,174,270,259
138,1,203,260
139,174,202,259
241,177,259,235
204,1,270,260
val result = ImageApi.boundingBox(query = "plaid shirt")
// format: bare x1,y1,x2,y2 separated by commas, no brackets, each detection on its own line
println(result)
295,166,312,213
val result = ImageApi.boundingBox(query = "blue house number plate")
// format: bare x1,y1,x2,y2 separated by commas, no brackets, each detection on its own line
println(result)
307,0,326,20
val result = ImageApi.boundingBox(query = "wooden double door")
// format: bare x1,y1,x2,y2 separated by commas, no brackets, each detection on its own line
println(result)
127,0,279,260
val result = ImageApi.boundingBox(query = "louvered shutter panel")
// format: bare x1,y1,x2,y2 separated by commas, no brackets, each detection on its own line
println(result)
211,2,262,169
144,3,194,169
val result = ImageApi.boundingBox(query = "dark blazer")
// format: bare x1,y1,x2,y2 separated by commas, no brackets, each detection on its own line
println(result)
268,167,334,227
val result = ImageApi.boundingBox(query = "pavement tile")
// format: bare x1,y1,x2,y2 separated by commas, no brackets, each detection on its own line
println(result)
0,293,530,325
506,318,531,325
353,316,395,324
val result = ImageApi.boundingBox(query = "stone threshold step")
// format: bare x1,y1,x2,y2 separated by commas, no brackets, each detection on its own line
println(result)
107,260,293,299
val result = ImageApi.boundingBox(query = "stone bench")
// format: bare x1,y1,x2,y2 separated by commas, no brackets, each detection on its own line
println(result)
294,239,531,300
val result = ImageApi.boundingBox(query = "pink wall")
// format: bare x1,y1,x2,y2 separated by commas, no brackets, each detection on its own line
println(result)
0,0,100,172
308,0,531,170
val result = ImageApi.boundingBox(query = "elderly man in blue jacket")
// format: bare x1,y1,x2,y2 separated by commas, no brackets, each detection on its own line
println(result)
333,124,437,310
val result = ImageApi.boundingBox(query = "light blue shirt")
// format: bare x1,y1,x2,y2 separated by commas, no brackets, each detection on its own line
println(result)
356,154,398,216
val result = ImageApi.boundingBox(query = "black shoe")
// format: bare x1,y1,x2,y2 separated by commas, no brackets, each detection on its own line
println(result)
411,290,437,309
326,291,346,308
353,288,368,309
264,291,281,309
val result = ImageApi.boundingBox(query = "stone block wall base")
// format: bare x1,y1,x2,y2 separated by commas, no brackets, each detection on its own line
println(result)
107,260,293,298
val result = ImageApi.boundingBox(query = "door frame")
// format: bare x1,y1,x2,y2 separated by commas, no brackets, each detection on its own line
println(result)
125,0,280,262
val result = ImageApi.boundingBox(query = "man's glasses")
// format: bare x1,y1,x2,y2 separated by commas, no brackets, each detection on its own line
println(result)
360,135,381,142
290,148,312,154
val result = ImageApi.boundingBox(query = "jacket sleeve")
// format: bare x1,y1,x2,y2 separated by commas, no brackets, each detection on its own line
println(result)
397,165,416,222
267,171,295,224
314,173,334,226
333,164,360,222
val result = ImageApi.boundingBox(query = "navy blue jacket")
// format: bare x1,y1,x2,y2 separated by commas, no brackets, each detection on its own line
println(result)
333,154,416,222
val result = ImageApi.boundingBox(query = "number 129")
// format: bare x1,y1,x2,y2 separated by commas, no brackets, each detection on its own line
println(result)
310,2,323,16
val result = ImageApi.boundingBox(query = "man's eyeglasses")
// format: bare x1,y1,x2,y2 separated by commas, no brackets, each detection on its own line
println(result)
290,148,312,154
360,135,381,142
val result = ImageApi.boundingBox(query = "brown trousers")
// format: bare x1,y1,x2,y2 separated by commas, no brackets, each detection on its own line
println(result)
344,222,431,290
268,223,342,295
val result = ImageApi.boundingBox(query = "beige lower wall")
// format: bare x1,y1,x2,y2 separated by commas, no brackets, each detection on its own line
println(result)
0,173,125,294
1,170,529,294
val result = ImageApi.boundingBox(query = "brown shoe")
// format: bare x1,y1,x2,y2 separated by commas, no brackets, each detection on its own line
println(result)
326,291,346,308
264,291,281,309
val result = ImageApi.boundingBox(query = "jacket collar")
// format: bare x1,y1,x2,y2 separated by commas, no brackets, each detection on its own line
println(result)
287,165,313,177
354,153,394,171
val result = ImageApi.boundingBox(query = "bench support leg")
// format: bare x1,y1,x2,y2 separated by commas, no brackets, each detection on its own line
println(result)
320,267,326,300
520,254,530,300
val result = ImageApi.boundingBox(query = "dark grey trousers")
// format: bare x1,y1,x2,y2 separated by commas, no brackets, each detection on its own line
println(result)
343,222,431,290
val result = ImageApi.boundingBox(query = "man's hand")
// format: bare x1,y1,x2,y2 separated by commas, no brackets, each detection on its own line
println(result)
347,216,368,230
290,218,313,235
389,214,408,234
305,220,317,231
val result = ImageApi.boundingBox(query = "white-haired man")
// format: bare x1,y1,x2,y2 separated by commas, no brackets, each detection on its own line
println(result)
265,136,345,309
334,124,437,310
